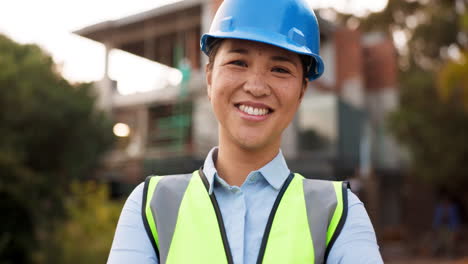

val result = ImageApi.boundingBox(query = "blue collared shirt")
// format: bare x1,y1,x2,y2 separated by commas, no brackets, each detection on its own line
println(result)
108,147,383,264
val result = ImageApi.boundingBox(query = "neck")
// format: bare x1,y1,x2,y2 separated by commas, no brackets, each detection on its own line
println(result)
215,135,280,187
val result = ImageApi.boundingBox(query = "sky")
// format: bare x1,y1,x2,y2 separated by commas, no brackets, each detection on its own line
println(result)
0,0,388,94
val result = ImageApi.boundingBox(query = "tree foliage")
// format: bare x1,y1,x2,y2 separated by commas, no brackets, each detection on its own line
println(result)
360,0,463,70
343,0,468,190
34,182,123,264
0,34,114,263
389,68,468,189
438,52,468,110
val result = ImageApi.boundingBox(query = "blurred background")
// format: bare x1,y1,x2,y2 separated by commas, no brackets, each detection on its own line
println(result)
1,0,467,263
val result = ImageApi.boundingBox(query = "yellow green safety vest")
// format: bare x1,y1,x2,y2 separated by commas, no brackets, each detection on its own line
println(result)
142,169,349,264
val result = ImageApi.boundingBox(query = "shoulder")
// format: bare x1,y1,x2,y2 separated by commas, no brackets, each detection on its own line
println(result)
108,182,159,264
346,189,364,208
344,189,376,229
123,182,145,211
327,189,383,263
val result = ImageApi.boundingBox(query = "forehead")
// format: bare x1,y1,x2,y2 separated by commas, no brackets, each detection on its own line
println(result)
219,39,299,59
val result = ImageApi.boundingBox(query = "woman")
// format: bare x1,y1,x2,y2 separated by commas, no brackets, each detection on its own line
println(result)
108,0,383,263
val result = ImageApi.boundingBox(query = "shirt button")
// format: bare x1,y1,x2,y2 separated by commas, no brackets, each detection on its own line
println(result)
231,187,240,193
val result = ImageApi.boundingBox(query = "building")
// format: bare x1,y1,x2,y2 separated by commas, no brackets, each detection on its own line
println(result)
75,0,402,230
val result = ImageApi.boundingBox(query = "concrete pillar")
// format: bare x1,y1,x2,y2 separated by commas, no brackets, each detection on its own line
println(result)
144,34,156,61
193,96,218,158
96,42,114,113
137,106,149,156
281,116,299,159
126,106,149,158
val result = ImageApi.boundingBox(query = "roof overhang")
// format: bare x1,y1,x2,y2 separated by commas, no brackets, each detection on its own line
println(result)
74,0,335,45
73,0,206,44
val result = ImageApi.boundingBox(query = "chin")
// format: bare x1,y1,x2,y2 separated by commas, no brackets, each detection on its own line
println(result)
235,135,275,152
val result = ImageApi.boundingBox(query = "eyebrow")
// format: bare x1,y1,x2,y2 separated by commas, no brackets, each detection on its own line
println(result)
227,48,298,67
227,48,249,54
271,55,298,67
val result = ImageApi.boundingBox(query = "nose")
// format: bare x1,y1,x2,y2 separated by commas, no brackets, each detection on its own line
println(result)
243,72,271,97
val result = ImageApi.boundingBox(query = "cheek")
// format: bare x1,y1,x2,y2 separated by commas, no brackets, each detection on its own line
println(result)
211,68,243,98
217,67,245,85
274,79,303,105
209,70,236,116
274,82,303,127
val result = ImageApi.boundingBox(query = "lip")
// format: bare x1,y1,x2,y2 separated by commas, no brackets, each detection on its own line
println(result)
235,101,274,111
234,101,273,122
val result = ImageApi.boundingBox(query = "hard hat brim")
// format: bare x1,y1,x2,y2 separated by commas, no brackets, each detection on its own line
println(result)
201,29,324,81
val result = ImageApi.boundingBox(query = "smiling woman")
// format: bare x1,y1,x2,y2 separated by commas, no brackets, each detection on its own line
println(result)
206,40,307,184
107,0,383,263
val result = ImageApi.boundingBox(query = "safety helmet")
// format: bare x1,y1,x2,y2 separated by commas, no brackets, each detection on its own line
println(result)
200,0,324,81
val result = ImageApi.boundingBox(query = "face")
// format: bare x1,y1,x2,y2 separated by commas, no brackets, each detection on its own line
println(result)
206,39,307,152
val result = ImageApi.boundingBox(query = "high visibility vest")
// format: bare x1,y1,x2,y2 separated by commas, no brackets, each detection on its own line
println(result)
142,169,349,264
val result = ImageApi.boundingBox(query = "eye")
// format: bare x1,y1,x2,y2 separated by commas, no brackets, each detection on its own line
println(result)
272,67,291,74
229,60,247,67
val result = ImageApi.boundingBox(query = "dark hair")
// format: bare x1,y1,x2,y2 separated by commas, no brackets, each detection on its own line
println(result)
206,38,313,82
206,38,224,70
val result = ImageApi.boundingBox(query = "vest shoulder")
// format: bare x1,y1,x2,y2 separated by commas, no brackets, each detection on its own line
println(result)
144,173,195,192
145,173,193,181
301,178,338,182
301,177,346,185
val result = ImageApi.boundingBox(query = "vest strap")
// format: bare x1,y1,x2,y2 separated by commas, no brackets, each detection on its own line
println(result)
199,169,234,264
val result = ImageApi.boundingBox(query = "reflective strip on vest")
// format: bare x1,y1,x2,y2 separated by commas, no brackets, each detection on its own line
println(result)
143,175,163,251
301,176,344,263
327,182,345,244
152,174,192,263
142,171,347,264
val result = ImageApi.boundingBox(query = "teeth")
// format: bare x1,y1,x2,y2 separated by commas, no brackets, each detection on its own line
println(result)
238,104,269,116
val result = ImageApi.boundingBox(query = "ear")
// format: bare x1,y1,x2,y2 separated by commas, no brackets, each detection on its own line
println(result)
205,63,213,101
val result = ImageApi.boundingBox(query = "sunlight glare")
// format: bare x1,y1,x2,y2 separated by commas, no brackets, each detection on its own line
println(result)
309,0,388,17
109,49,176,95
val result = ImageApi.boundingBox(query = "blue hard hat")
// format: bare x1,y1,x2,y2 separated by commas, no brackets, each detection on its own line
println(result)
200,0,324,81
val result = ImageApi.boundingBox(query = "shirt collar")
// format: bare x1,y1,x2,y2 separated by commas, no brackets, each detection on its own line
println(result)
257,150,290,189
202,147,218,194
202,147,290,194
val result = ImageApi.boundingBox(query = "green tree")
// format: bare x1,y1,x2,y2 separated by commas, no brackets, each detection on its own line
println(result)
340,0,468,190
350,0,464,71
389,68,468,189
0,34,114,263
36,181,123,264
438,52,468,110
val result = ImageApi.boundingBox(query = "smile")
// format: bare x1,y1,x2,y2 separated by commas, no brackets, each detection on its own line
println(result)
237,104,271,116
